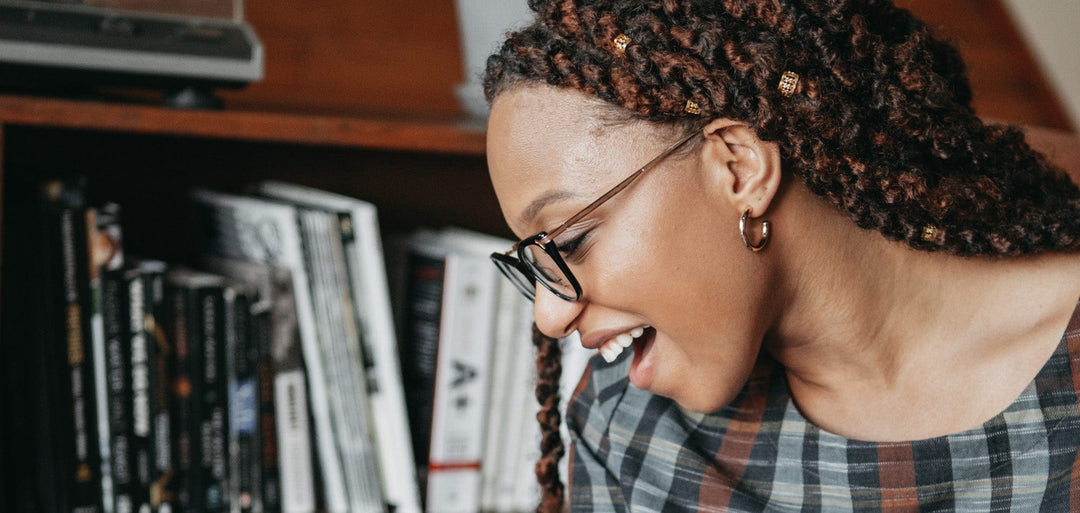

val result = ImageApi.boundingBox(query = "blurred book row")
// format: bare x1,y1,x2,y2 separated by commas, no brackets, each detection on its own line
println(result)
1,178,591,513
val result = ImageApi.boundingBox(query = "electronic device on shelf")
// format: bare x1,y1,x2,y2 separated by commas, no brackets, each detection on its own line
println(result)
0,0,263,108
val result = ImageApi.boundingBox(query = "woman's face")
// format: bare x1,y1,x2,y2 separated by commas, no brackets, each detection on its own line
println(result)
487,85,776,412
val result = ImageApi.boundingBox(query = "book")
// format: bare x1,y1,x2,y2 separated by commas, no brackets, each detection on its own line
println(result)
126,259,170,513
101,267,134,513
223,282,260,513
133,259,177,513
87,203,124,513
165,268,229,513
39,177,105,513
421,231,501,513
432,229,526,513
191,189,328,513
390,233,448,499
298,207,384,513
491,299,536,513
254,180,421,513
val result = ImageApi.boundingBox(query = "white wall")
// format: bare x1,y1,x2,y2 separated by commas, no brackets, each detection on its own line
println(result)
1001,0,1080,130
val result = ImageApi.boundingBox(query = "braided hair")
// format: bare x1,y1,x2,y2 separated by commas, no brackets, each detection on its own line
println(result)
484,1,1080,510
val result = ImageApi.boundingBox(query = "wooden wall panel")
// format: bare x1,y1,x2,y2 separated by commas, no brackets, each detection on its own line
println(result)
899,0,1073,130
220,0,467,117
219,1,1071,131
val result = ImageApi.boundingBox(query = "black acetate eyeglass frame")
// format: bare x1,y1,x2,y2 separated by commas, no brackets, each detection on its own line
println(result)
491,123,705,302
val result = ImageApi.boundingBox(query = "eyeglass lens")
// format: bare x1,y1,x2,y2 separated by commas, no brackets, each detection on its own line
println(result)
521,243,576,299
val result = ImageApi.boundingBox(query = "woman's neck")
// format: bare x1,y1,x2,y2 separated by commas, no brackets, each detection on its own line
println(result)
763,183,1080,441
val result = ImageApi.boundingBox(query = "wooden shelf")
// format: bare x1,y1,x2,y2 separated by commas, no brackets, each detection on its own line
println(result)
0,94,488,156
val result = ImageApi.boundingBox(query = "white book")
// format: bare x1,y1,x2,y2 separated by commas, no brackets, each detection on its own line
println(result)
424,237,501,513
254,181,422,513
191,189,336,513
435,229,526,513
299,209,384,513
477,283,519,513
498,299,540,513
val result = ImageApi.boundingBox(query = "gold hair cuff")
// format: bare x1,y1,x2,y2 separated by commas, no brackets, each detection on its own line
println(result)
613,33,631,52
684,99,701,115
778,70,799,97
921,224,939,242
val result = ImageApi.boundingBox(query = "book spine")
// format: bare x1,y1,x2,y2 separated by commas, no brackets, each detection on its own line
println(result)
37,179,77,513
139,262,176,513
226,287,260,513
102,268,134,513
126,266,154,513
44,179,105,513
266,266,315,513
295,210,349,513
88,203,123,513
252,300,280,513
398,249,446,496
166,282,202,513
350,201,423,513
478,279,520,512
201,285,230,513
425,252,499,513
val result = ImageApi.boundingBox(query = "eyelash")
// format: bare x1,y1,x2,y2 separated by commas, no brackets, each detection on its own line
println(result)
557,231,590,262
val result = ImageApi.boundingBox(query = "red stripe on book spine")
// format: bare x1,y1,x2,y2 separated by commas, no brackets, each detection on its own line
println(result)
427,461,482,472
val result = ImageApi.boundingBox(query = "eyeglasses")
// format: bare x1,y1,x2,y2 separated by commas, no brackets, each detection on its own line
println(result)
490,124,704,302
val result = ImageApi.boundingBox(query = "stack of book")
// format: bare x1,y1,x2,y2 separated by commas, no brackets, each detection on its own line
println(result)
2,177,592,513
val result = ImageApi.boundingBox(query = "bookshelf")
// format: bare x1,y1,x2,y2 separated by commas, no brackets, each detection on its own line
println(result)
0,95,512,301
0,91,507,513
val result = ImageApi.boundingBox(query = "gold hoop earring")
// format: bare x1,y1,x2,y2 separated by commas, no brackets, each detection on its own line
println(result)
740,207,771,252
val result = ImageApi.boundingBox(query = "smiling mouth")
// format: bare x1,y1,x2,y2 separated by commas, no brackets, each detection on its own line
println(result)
598,325,653,363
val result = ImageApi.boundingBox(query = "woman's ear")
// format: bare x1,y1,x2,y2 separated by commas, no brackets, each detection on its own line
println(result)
698,118,783,217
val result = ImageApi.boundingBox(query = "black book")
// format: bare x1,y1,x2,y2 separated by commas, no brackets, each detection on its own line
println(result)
102,267,135,513
252,295,281,513
165,268,228,513
134,260,176,513
224,283,260,513
86,202,125,513
38,177,105,513
395,240,447,495
124,260,162,513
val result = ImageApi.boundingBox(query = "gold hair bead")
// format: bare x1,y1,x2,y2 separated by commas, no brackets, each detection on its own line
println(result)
684,99,701,115
613,33,631,52
921,224,939,242
778,70,800,97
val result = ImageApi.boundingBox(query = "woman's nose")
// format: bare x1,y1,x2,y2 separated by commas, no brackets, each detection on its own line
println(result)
531,284,584,339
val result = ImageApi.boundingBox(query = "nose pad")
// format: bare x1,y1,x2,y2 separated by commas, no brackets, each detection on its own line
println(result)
531,283,583,339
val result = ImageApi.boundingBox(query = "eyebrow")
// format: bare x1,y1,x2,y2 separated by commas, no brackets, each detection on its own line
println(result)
518,189,579,228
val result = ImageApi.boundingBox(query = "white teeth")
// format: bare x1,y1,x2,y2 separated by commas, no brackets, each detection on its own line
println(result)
598,326,650,363
600,343,622,363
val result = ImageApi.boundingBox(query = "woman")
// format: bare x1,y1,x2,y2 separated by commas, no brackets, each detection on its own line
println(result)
482,0,1080,510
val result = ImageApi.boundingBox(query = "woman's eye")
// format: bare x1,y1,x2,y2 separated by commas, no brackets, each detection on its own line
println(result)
557,232,590,261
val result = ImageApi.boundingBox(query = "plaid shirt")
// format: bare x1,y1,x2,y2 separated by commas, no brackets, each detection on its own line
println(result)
567,300,1080,512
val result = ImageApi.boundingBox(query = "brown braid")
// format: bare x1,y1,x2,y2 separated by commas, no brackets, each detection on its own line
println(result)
532,323,565,513
485,0,1080,256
